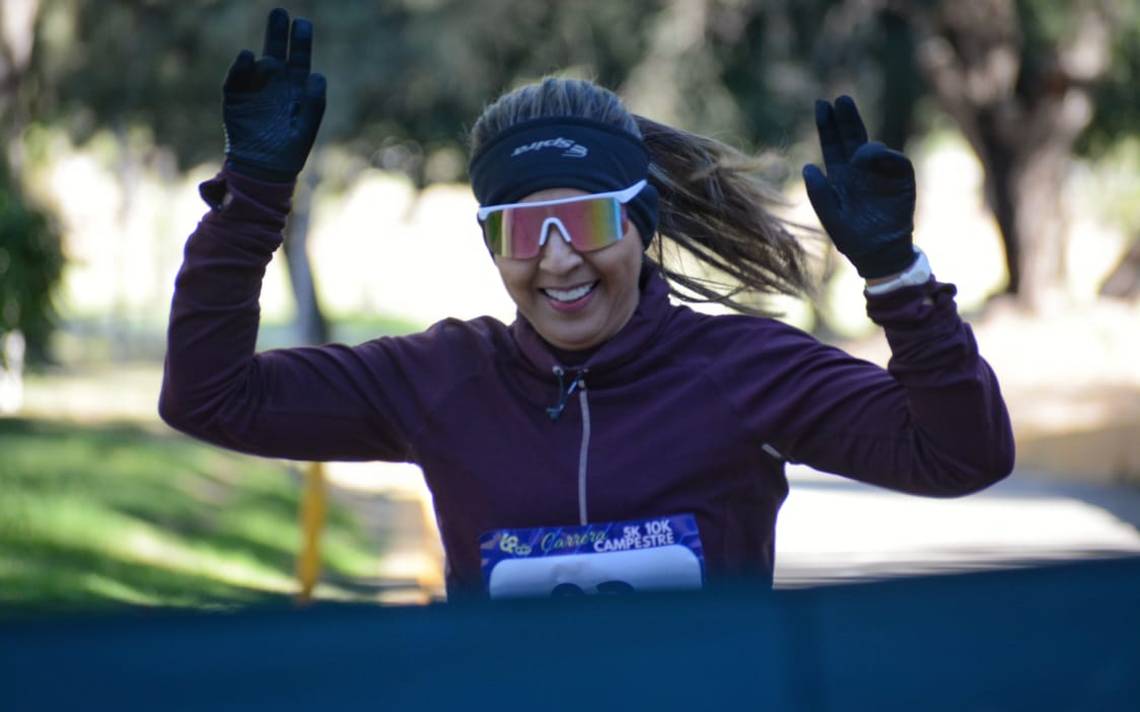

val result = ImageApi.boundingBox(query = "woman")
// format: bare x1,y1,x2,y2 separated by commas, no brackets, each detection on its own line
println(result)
160,9,1014,599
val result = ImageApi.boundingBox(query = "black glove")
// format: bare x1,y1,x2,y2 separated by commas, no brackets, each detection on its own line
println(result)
222,8,326,183
802,96,917,280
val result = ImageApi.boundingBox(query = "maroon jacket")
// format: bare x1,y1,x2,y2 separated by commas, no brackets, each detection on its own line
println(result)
160,169,1015,597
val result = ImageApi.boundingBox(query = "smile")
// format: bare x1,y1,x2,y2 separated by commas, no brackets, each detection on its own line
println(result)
541,282,598,303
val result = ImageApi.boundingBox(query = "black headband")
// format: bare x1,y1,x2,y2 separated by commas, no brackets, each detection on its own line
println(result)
469,116,659,246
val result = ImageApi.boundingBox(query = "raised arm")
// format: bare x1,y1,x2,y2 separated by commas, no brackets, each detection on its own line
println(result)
159,10,424,462
754,97,1012,495
737,278,1015,497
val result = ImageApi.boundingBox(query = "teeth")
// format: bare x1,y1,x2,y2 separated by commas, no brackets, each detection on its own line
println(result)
543,282,597,302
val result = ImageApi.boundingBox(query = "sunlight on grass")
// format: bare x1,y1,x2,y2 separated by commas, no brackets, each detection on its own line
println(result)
0,418,382,614
81,574,167,607
119,527,296,593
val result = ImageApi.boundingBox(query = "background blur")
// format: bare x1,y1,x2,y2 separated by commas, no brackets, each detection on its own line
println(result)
2,0,1139,611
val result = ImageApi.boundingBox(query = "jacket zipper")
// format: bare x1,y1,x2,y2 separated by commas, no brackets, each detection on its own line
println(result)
549,366,592,525
577,381,591,525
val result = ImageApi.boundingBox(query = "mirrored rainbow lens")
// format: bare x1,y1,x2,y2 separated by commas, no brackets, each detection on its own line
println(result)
483,210,507,256
482,197,624,258
559,199,623,253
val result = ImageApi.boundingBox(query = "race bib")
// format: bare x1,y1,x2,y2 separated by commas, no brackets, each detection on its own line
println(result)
480,514,705,599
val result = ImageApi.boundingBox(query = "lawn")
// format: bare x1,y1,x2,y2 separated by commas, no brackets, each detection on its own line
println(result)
0,417,381,615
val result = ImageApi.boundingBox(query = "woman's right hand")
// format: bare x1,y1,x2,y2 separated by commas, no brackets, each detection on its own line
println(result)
222,7,326,183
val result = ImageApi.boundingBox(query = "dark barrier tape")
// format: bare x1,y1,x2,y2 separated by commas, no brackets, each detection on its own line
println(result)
2,555,1139,710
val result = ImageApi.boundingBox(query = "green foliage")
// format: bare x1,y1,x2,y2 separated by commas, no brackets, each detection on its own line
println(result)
0,174,63,362
713,1,839,141
1079,1,1140,157
25,0,1140,175
0,417,380,614
17,0,1139,316
31,0,664,181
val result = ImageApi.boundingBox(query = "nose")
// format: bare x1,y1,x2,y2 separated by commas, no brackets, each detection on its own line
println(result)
538,223,583,274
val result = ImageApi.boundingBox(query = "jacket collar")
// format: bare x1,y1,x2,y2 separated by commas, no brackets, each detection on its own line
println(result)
509,260,674,383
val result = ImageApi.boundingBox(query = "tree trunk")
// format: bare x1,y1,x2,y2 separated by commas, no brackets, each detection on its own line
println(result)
0,330,25,414
901,0,1109,311
1010,143,1070,307
0,0,39,173
980,137,1022,294
974,116,1073,306
1100,237,1140,299
112,124,141,359
282,167,329,346
0,0,38,388
875,9,922,151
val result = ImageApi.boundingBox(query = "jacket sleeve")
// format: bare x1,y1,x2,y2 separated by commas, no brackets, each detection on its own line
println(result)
726,278,1014,497
158,169,441,463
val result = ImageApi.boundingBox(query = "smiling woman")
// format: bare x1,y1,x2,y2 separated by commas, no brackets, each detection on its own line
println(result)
159,8,1014,601
491,186,645,352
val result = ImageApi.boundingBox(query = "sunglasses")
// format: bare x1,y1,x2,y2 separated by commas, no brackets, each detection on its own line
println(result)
476,180,647,259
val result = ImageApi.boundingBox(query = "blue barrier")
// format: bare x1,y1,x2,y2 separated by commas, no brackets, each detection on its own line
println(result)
3,555,1138,710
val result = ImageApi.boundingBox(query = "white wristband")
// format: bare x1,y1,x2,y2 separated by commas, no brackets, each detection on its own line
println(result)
864,248,931,295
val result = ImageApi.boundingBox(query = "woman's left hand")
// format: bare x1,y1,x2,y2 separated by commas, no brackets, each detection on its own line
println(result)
802,96,917,280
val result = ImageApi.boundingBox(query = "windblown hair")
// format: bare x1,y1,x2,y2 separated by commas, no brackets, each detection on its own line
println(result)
469,77,814,313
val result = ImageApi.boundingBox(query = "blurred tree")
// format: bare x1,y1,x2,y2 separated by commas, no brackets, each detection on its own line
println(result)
696,0,1139,309
1082,5,1140,299
639,0,924,328
893,0,1134,309
29,0,338,344
0,168,63,364
2,0,64,368
20,0,1140,324
25,0,664,343
1100,239,1140,298
2,0,39,171
13,0,946,334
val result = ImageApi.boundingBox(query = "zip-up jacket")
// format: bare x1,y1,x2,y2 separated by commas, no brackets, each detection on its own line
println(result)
159,169,1016,597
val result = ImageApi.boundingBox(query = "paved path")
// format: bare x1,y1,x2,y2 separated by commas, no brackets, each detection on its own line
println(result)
775,465,1140,586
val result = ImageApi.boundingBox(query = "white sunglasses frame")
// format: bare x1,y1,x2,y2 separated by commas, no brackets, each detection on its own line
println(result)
475,180,647,256
476,179,647,222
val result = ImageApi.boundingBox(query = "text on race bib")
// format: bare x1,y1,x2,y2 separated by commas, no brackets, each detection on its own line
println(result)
480,514,705,599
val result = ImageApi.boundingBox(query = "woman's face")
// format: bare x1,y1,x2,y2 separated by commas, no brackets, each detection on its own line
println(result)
494,187,644,352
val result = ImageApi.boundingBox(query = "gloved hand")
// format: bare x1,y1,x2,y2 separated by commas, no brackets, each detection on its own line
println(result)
802,96,917,279
222,8,326,183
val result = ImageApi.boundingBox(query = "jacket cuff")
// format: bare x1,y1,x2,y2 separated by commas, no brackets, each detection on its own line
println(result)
198,166,295,228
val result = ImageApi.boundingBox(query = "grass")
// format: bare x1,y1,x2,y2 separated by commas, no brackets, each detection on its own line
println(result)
0,417,382,616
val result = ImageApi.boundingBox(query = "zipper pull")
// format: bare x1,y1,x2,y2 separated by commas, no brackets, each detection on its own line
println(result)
546,366,587,421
